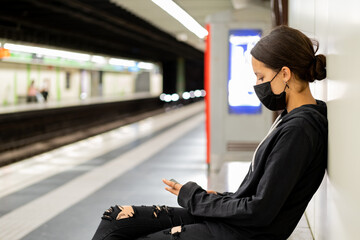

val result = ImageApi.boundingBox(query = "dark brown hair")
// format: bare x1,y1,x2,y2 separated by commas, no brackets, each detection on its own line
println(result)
251,25,326,82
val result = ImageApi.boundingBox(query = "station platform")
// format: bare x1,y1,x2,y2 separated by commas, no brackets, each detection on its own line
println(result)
0,92,154,115
0,102,312,240
0,102,206,240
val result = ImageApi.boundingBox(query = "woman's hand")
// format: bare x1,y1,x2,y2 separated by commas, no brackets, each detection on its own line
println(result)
206,190,218,195
162,179,183,196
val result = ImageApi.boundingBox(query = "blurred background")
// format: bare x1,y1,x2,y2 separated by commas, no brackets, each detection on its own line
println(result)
0,0,359,239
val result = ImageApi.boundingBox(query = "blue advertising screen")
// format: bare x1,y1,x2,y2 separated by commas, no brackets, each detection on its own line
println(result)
228,29,262,114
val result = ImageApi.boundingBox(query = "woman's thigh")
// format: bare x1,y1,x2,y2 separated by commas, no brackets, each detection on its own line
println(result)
92,205,201,240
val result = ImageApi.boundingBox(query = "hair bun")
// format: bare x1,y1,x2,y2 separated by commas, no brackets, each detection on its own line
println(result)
314,54,326,80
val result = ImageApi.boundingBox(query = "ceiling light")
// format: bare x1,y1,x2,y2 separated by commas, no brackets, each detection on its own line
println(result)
109,58,136,67
171,93,179,101
138,62,154,70
194,90,202,97
91,55,106,64
182,92,190,100
164,94,172,102
152,0,208,39
176,33,188,42
3,43,91,61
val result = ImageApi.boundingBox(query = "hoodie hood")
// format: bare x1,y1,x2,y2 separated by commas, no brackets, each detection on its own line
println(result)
251,100,328,172
280,100,328,137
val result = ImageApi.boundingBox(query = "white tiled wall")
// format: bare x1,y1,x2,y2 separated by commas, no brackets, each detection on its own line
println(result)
289,0,360,239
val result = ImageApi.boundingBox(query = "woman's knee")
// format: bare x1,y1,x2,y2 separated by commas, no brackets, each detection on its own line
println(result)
92,206,136,240
102,205,135,221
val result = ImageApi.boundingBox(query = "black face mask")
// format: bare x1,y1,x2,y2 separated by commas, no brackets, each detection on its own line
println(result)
253,70,289,111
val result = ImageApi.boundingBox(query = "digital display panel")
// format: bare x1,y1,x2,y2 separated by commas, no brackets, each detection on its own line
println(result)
228,29,262,114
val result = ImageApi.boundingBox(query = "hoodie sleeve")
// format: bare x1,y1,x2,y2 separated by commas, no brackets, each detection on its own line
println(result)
215,191,233,196
177,126,313,226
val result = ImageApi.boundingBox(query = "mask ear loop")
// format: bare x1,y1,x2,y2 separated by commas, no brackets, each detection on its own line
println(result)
270,70,281,83
283,82,289,91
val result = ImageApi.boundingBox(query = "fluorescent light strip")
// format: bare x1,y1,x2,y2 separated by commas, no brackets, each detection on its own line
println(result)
152,0,208,39
138,62,154,70
109,58,136,67
4,43,91,61
91,55,106,64
3,43,157,69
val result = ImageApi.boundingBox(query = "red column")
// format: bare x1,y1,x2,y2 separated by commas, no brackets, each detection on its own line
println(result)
204,24,211,165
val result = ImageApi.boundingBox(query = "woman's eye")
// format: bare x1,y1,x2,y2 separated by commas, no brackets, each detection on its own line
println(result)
258,78,264,82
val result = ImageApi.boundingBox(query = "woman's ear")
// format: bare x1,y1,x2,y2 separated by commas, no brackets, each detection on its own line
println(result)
281,66,292,83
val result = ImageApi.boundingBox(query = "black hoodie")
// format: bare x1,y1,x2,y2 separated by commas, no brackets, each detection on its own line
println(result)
178,100,328,239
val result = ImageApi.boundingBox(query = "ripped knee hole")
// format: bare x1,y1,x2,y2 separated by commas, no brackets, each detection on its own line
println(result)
153,205,173,218
116,206,135,220
171,226,182,234
153,205,161,218
102,205,135,221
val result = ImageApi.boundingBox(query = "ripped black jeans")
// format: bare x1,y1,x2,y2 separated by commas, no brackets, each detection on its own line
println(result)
91,205,217,240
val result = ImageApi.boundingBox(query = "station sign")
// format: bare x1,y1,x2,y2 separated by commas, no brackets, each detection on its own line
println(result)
227,29,262,114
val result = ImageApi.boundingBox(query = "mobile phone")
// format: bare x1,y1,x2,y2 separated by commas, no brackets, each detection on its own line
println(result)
169,179,179,184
